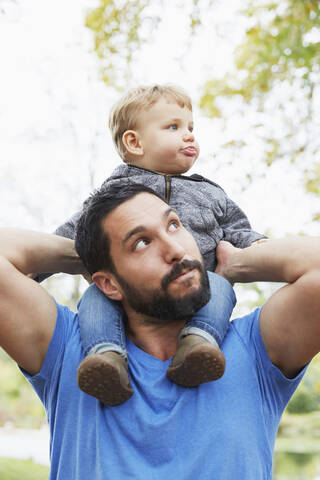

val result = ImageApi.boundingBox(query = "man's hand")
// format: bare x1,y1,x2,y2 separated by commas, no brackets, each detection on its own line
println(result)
215,239,269,284
216,236,320,378
215,241,241,284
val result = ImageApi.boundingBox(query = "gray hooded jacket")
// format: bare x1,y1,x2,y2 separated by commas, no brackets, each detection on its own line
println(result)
55,164,265,272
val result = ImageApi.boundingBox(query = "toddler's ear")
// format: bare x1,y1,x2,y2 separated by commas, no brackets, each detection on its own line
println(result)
122,130,144,156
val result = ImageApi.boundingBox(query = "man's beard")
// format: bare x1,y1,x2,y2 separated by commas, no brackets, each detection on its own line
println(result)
115,259,211,324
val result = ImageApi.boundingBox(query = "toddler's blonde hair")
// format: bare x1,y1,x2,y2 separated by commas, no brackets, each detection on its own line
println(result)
109,84,192,160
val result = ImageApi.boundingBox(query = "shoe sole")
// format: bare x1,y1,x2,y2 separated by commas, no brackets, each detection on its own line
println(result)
166,344,226,387
77,356,133,406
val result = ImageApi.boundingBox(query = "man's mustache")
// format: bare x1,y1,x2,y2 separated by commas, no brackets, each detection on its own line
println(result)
161,259,203,290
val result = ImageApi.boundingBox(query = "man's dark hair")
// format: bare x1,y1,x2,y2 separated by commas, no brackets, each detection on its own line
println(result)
75,182,166,275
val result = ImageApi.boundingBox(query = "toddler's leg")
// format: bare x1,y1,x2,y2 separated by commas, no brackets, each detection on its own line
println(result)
167,272,236,387
77,284,133,406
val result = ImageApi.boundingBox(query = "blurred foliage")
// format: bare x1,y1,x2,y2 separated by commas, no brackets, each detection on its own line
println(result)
286,388,318,414
0,349,46,428
0,458,49,480
305,162,320,195
85,0,216,89
274,449,320,479
278,410,320,443
291,353,320,413
200,0,320,220
201,0,320,125
86,0,152,89
233,1,318,98
274,414,320,479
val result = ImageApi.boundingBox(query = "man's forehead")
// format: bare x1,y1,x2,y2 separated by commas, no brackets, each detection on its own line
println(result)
103,192,171,240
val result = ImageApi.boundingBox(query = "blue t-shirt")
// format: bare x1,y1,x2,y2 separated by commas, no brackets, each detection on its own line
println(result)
23,304,306,479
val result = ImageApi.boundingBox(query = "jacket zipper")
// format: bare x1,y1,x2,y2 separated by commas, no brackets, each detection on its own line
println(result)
165,175,171,202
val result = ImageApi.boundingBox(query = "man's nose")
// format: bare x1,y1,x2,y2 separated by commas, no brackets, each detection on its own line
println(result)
162,236,185,264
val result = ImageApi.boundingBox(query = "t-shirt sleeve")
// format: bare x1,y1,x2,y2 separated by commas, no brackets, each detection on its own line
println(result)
20,302,77,411
232,308,307,419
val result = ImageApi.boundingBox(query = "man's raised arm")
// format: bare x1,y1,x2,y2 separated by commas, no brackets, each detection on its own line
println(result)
216,237,320,378
0,229,85,375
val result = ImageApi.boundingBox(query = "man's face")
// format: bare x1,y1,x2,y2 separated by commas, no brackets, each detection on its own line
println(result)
133,98,200,175
103,192,210,323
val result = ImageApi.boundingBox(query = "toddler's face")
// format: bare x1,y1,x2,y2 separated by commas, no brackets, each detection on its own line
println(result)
133,98,200,175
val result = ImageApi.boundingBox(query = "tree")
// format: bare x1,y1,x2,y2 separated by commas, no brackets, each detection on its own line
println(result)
86,0,151,89
200,0,320,218
85,0,215,89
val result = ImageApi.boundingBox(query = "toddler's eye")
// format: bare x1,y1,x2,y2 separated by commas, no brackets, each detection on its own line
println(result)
168,124,178,130
134,239,149,251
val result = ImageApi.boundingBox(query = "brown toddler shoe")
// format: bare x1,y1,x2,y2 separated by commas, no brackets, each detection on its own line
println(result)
77,351,133,406
166,334,226,387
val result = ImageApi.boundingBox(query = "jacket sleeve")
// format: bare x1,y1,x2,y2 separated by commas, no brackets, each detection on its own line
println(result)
221,195,267,248
53,210,82,240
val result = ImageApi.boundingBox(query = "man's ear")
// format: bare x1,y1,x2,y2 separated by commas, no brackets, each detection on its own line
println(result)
92,272,123,301
122,130,144,157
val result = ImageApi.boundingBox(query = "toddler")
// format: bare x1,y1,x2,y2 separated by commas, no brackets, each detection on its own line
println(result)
52,85,266,406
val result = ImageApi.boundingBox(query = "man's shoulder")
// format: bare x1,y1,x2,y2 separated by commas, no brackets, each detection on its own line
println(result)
227,308,262,352
49,302,79,351
46,301,80,364
21,301,80,404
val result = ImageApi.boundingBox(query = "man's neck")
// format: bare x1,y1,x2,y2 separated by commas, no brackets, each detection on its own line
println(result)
125,309,185,361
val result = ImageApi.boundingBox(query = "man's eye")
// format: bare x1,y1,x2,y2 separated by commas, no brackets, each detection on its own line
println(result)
168,221,179,232
134,239,149,251
168,124,178,130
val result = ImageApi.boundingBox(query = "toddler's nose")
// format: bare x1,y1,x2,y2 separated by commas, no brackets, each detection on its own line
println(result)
183,130,195,142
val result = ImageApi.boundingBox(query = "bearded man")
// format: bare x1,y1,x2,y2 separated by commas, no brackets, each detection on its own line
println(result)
0,183,319,479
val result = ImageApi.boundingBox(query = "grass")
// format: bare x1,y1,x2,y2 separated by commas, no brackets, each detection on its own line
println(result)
0,458,49,480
